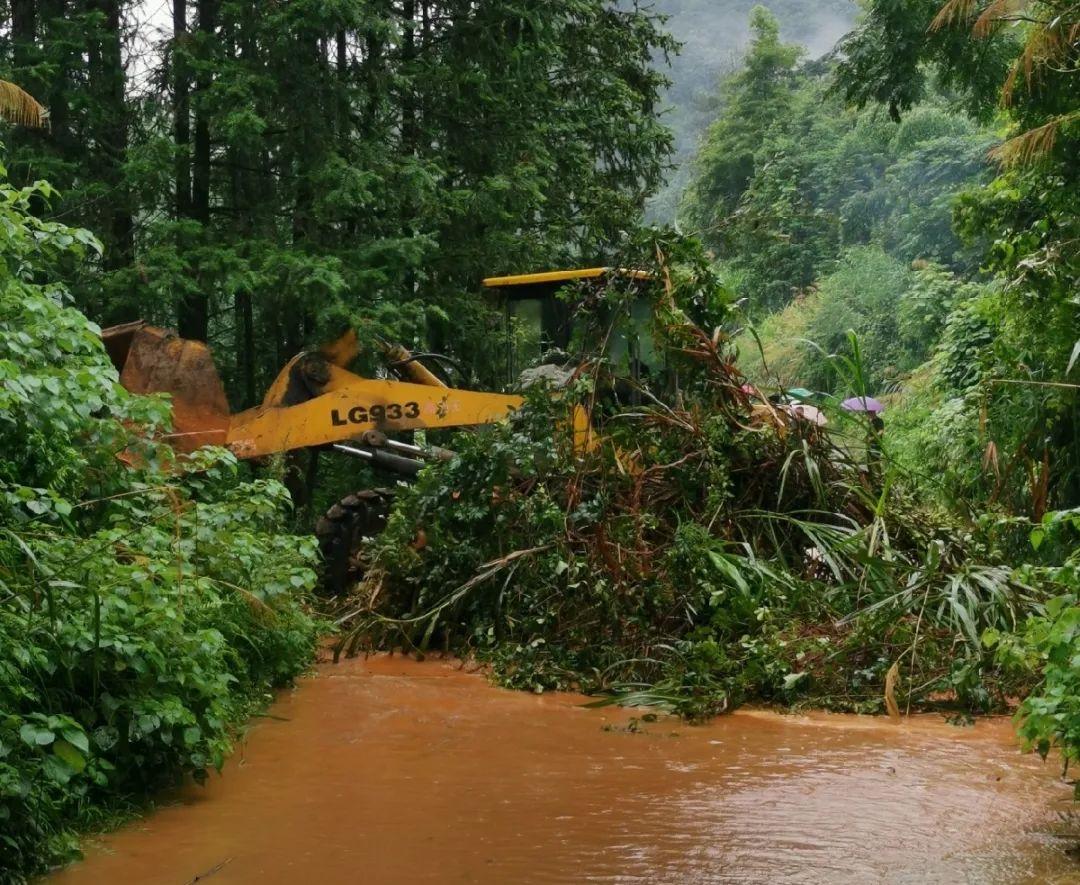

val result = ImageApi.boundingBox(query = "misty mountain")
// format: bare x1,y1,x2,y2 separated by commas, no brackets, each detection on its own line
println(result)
646,0,858,221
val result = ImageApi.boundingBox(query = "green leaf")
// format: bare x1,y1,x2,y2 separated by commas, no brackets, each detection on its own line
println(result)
708,551,751,595
782,671,807,691
19,724,54,747
1067,340,1080,376
92,726,118,751
61,726,89,754
42,755,73,785
52,739,86,773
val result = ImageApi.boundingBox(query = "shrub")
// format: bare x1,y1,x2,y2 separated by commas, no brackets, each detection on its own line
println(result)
0,172,319,881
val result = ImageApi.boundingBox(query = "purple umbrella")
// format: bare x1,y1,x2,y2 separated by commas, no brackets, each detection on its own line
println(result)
841,396,885,414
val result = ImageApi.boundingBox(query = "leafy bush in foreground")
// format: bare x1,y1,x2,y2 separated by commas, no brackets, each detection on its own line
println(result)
986,510,1080,794
0,172,319,882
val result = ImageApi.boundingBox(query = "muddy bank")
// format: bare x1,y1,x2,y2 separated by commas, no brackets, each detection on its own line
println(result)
49,655,1077,884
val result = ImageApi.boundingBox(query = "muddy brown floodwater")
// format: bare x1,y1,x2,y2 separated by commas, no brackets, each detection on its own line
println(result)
49,655,1079,884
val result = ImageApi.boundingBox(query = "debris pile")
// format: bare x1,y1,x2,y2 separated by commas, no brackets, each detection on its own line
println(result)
335,264,1040,718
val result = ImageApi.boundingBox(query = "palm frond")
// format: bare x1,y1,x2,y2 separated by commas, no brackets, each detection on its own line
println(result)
1002,60,1022,107
990,111,1080,166
0,80,48,129
1017,20,1065,95
931,0,981,31
973,0,1027,37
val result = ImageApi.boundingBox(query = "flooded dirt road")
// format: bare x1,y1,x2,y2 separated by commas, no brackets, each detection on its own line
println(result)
50,656,1077,884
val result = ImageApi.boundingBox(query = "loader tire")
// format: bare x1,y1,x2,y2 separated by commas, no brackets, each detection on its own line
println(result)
315,488,395,596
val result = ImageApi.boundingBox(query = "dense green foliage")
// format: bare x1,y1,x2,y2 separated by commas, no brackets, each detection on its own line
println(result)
646,0,857,221
851,1,1080,783
686,4,1077,517
741,253,993,394
833,0,1079,505
0,1,674,398
0,0,691,516
0,170,318,881
695,2,1079,778
0,2,1078,876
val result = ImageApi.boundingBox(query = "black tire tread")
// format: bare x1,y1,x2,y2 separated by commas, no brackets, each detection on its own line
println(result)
316,488,395,595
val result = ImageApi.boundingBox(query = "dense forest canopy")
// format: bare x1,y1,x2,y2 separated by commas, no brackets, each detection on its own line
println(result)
645,0,857,220
676,3,1077,516
681,7,1000,309
0,0,674,404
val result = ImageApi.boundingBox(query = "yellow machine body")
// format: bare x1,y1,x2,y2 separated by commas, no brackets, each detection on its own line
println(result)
101,269,608,463
102,323,529,458
229,376,525,459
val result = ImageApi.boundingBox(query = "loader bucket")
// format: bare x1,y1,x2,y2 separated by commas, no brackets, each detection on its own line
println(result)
102,321,231,452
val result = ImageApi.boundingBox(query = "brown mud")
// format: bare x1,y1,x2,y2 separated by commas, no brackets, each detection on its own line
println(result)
49,655,1079,884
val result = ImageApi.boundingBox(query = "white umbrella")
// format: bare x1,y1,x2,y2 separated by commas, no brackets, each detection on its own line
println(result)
785,402,827,427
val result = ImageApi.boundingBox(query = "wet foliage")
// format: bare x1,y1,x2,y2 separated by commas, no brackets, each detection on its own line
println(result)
0,3,1074,876
711,1,1080,787
0,172,319,882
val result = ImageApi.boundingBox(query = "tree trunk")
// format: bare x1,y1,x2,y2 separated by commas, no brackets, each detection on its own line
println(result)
401,0,417,299
11,0,37,75
176,0,218,340
192,0,217,228
401,0,417,152
237,290,256,406
42,0,71,161
235,1,258,405
174,0,191,219
89,0,134,272
9,0,41,192
336,28,349,136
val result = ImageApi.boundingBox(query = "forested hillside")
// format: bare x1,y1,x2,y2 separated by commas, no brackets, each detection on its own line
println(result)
679,4,1077,515
682,10,995,310
671,0,1078,803
646,0,857,220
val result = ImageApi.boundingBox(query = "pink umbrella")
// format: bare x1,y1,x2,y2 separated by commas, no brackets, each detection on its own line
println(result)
841,396,884,414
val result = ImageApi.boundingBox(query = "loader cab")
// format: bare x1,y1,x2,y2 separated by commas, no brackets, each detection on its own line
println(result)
483,267,660,390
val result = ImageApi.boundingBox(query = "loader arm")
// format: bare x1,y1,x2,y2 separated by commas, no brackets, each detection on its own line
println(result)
227,376,524,459
102,322,529,459
231,355,595,459
102,322,593,462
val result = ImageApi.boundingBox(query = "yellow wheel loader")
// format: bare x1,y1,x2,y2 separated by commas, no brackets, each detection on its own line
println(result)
103,268,653,593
